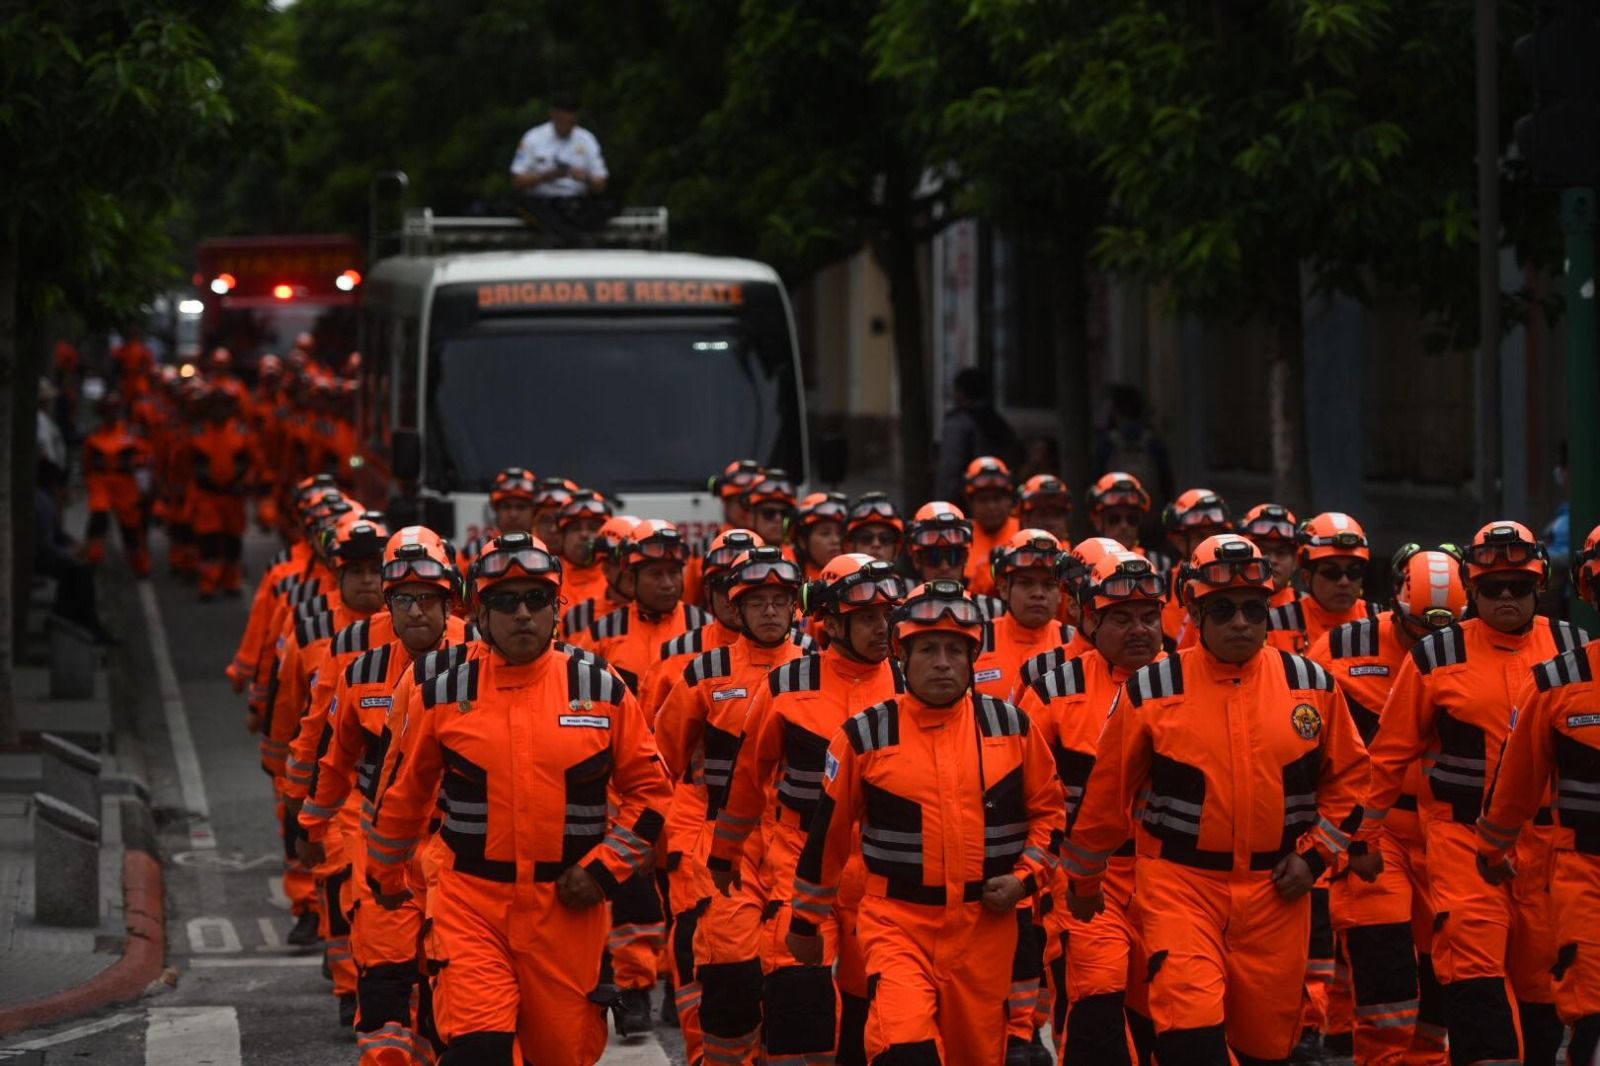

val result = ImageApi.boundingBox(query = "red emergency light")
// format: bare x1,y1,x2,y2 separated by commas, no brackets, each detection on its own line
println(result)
272,283,294,300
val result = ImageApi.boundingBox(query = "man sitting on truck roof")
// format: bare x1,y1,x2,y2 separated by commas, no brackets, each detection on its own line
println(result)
510,91,612,242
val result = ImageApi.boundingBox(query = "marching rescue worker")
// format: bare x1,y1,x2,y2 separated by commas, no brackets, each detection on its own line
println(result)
163,379,204,578
684,459,766,604
1362,521,1588,1066
1476,522,1600,1066
365,532,672,1066
791,492,848,579
188,384,262,599
1017,474,1073,543
845,492,906,564
533,477,581,548
1063,533,1371,1065
554,489,615,610
787,579,1065,1064
743,471,798,549
1085,472,1154,554
1157,489,1232,646
965,457,1022,597
1306,547,1466,1066
706,553,905,1065
636,528,760,718
1239,503,1299,615
83,392,152,576
459,466,538,572
1018,551,1167,1065
1269,511,1377,655
561,514,639,640
1011,538,1121,700
974,529,1071,701
296,526,468,1059
654,545,809,1065
906,502,1005,620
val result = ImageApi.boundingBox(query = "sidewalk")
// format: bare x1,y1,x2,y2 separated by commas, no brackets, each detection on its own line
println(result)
0,532,165,1035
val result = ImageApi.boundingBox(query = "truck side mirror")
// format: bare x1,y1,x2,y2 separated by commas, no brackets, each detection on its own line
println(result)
817,433,848,486
391,429,421,483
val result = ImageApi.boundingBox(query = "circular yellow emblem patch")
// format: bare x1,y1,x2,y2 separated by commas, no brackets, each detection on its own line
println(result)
1291,703,1323,740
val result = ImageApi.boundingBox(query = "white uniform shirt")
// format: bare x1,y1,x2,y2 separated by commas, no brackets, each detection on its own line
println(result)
509,122,608,198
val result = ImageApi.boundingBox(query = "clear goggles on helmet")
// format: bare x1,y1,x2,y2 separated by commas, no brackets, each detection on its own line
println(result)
1092,480,1149,511
1175,504,1228,528
474,538,560,580
746,480,797,507
630,534,690,565
996,536,1063,574
1189,555,1273,588
559,497,611,523
1088,567,1168,602
1402,604,1458,630
966,470,1012,493
799,495,849,525
897,580,984,626
1467,533,1540,568
1303,529,1368,552
729,553,804,590
1021,482,1071,510
848,496,900,526
382,547,453,584
1243,511,1296,542
493,473,537,498
909,518,973,548
711,460,763,497
833,562,904,606
705,533,762,573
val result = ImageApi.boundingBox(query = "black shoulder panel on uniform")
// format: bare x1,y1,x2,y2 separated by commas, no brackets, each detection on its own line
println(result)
770,654,822,695
1126,654,1184,706
270,547,292,567
1268,601,1305,633
975,694,1029,738
844,698,901,754
684,604,710,630
568,653,627,706
686,647,734,686
332,618,371,657
1329,618,1377,660
1280,651,1336,692
346,644,393,686
593,608,630,640
1032,657,1087,703
413,643,470,684
978,621,996,655
1553,619,1591,654
1534,648,1594,692
662,628,704,660
295,610,336,647
1411,625,1467,675
421,660,480,708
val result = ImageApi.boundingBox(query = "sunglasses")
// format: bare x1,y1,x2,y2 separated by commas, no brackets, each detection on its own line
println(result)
480,587,557,614
755,506,791,522
852,529,900,547
1476,576,1537,600
1100,509,1142,528
1202,598,1271,625
388,590,448,612
916,546,969,568
1315,563,1366,584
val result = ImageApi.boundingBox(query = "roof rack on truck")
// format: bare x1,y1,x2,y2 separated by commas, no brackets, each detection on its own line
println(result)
399,206,669,255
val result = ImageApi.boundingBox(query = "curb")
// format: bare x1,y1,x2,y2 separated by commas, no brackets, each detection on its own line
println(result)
0,835,164,1036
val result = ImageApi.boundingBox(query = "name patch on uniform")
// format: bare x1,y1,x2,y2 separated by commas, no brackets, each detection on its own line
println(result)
559,714,611,729
712,688,748,702
360,696,393,709
824,751,840,782
974,668,1003,684
1348,665,1390,677
1568,714,1600,728
1291,703,1323,740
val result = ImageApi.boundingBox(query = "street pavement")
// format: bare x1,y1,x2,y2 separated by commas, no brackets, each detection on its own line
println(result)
0,526,685,1065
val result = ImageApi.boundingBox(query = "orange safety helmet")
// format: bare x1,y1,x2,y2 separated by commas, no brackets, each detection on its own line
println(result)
703,528,764,586
992,529,1064,579
258,354,283,379
742,471,798,511
724,545,805,603
593,515,641,561
1082,551,1169,614
556,489,613,529
710,459,764,499
964,456,1015,497
533,477,581,511
622,519,690,569
1086,472,1153,514
1180,534,1274,604
801,552,903,617
1164,488,1231,533
470,531,563,595
890,580,985,649
1392,547,1468,631
326,511,390,566
1575,523,1600,606
1298,512,1370,565
1055,535,1128,589
209,347,233,373
342,351,362,378
1240,503,1298,545
382,526,461,596
1019,475,1073,516
907,501,972,548
846,492,906,537
794,492,848,529
1464,520,1549,583
489,467,539,505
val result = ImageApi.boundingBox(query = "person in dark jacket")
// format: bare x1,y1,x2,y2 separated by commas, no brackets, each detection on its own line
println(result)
936,368,1019,502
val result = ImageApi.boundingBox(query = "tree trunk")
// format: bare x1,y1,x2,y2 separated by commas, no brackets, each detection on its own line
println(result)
0,226,18,745
1052,251,1093,531
1267,252,1313,511
876,177,933,509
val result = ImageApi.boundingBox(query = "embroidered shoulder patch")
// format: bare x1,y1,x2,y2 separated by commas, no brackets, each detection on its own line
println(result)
824,750,840,782
1291,703,1323,740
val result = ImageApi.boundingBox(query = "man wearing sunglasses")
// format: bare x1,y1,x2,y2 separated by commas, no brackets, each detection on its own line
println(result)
1304,547,1466,1065
1477,521,1600,1066
742,472,797,550
708,553,905,1065
1266,511,1378,657
1157,489,1233,647
791,492,848,580
1086,472,1155,556
1065,534,1371,1066
293,527,470,1050
963,456,1022,597
365,532,671,1066
1363,521,1588,1066
655,547,809,1066
787,580,1063,1065
1018,550,1167,1066
906,501,1007,621
844,491,905,564
1240,502,1300,617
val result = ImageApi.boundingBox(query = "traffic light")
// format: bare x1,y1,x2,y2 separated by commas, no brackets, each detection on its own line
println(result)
1514,0,1600,188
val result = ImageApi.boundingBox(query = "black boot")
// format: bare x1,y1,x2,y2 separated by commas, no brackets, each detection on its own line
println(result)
287,910,321,946
613,987,652,1036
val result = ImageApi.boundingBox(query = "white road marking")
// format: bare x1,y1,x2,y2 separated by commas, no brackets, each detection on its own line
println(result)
186,916,243,954
138,583,215,850
144,1007,241,1066
257,916,281,947
188,955,323,968
0,1011,142,1051
266,876,290,910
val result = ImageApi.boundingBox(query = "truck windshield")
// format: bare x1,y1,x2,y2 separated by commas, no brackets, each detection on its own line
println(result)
426,316,804,493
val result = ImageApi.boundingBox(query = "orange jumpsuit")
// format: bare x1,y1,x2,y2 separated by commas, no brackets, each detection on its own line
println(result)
560,589,625,643
1010,628,1090,703
188,415,261,596
1268,593,1377,654
83,419,151,574
1307,613,1446,1065
707,649,901,1065
965,517,1021,598
584,602,710,693
1064,646,1370,1063
638,620,740,718
1362,617,1587,1066
365,647,672,1065
562,562,609,617
791,691,1064,1064
1478,642,1600,1066
1018,651,1156,1066
228,543,314,690
654,635,807,1066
